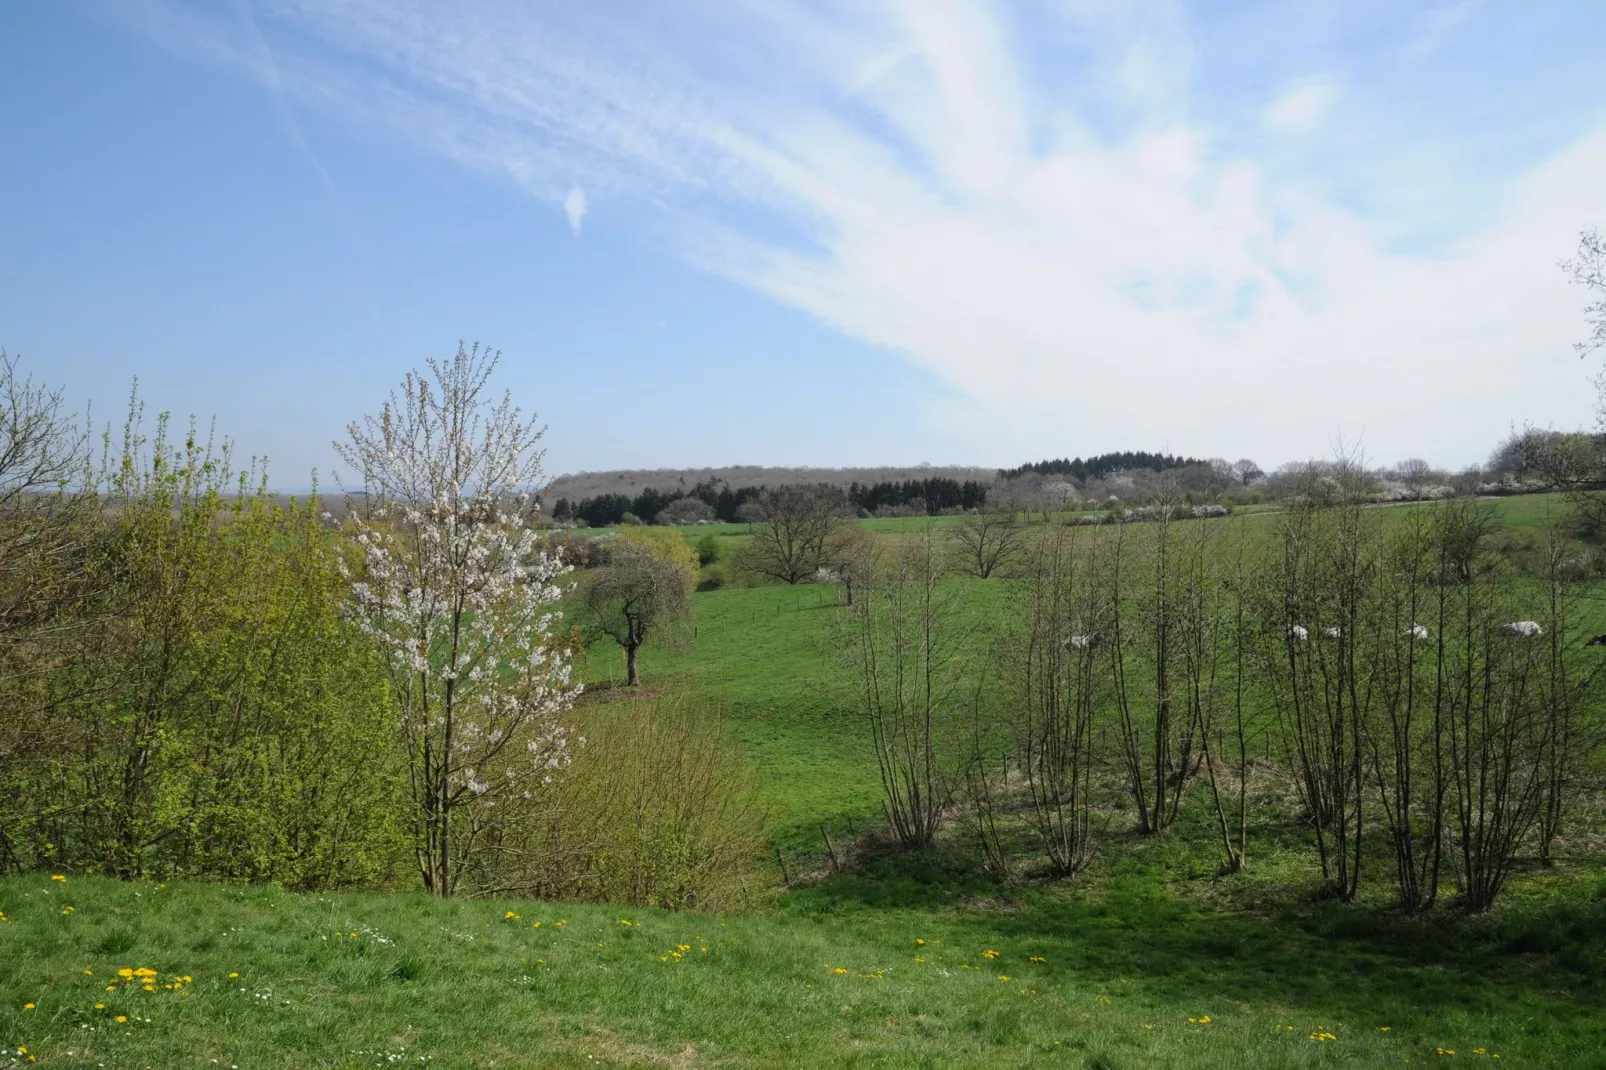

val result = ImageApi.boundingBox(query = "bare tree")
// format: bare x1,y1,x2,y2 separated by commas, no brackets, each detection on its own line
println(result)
583,540,692,686
1199,520,1255,872
1266,460,1377,900
822,524,879,606
835,525,970,849
1231,459,1264,486
1444,581,1553,911
0,351,84,508
1108,479,1205,835
1006,525,1105,875
1367,507,1449,910
0,352,95,870
0,351,92,639
949,510,1026,579
337,343,580,897
1562,228,1606,358
739,484,849,584
1396,458,1434,488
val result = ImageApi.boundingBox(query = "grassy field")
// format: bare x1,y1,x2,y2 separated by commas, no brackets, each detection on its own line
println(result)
5,492,1604,1067
4,838,1602,1068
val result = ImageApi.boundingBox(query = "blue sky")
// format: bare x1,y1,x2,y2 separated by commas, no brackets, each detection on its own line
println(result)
2,1,1604,487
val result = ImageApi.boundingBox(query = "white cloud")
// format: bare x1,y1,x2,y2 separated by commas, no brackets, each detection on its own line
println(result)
112,0,1606,465
564,185,588,233
1263,77,1342,134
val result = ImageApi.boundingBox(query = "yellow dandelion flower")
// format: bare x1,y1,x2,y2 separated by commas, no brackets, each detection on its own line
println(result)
95,1003,105,1010
51,874,66,882
504,911,520,920
23,1003,35,1010
532,922,542,928
115,1015,127,1023
833,967,847,975
229,972,238,979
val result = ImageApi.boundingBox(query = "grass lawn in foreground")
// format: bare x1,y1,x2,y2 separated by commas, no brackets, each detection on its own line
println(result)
4,844,1603,1068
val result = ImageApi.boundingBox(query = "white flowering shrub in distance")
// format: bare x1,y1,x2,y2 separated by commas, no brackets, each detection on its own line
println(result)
337,343,581,897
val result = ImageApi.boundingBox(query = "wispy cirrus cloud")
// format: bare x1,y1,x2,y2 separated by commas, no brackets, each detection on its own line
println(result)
105,0,1606,464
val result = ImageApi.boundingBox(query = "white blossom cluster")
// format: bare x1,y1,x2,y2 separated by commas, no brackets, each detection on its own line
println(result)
342,488,581,798
334,345,583,839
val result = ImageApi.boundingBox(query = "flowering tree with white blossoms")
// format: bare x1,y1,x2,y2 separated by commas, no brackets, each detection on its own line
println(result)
337,343,580,897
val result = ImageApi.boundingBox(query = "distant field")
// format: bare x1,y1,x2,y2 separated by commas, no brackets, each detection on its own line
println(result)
581,493,1605,848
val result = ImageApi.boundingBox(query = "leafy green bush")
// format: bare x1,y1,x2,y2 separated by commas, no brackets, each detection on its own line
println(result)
695,531,722,566
487,693,766,911
0,409,405,888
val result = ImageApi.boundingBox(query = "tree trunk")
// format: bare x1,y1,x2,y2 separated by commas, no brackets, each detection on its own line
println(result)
626,643,640,686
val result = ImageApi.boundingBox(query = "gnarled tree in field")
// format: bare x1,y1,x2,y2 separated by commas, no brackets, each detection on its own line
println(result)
338,343,580,897
740,484,849,584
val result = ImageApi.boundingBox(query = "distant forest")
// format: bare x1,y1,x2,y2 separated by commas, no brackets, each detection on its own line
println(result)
998,451,1205,482
552,476,988,526
551,452,1210,525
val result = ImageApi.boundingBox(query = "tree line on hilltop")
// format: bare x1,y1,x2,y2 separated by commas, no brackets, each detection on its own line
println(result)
553,475,990,526
998,451,1206,483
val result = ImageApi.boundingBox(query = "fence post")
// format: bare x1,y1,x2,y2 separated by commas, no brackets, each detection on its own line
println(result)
821,825,840,873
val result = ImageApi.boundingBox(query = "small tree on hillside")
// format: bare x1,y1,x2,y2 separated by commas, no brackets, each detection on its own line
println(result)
583,529,695,686
337,343,580,898
823,524,880,606
949,510,1026,579
740,484,848,584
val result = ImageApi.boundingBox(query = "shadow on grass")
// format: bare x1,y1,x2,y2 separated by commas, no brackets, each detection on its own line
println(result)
787,830,1606,1030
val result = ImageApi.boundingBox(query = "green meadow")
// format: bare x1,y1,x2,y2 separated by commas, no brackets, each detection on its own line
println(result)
5,494,1605,1068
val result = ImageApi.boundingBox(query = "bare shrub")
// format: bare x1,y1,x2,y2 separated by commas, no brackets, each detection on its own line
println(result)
834,524,971,849
1003,525,1105,874
493,694,765,911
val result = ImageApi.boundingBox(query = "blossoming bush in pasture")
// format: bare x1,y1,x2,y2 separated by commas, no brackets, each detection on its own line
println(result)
336,343,581,897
